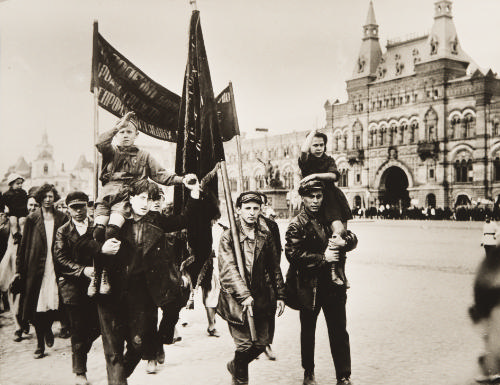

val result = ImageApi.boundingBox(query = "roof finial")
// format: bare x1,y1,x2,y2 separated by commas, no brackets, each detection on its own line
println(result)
189,0,198,11
365,0,377,26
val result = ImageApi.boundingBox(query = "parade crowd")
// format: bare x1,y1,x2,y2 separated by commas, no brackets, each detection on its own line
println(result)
0,115,359,385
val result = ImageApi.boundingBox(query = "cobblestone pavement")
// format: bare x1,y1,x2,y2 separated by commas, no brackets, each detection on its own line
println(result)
0,220,485,385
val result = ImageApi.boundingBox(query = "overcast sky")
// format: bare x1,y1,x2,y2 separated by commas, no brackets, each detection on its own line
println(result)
0,0,499,176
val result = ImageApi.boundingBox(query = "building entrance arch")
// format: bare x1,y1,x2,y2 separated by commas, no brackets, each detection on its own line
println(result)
379,166,410,208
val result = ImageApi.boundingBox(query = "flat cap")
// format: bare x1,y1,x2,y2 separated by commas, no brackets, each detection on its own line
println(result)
236,191,263,207
65,191,89,207
298,180,325,196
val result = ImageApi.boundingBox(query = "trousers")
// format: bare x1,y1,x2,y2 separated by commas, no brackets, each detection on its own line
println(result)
67,301,100,374
96,276,157,385
299,286,351,380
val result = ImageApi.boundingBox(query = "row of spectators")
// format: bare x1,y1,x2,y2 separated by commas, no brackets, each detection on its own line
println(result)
351,205,500,221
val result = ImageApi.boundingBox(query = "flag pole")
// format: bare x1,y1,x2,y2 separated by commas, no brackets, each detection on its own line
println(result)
92,21,100,202
219,160,257,342
229,82,244,192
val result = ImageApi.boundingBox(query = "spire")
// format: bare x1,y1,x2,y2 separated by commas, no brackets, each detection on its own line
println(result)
36,130,54,160
41,129,49,145
351,0,382,79
363,0,378,40
365,0,377,26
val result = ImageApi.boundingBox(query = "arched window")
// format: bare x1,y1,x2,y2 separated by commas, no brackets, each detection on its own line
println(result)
494,157,500,182
380,127,386,146
368,129,377,147
410,121,418,143
398,124,405,144
242,176,250,191
352,121,363,149
43,163,49,175
463,113,475,138
455,159,472,183
424,108,438,141
493,121,500,137
335,134,341,151
255,175,265,189
341,134,347,150
338,168,348,187
450,116,461,139
283,168,295,190
388,124,397,145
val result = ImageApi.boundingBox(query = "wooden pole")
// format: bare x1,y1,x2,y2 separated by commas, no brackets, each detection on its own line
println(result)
229,82,244,192
92,21,100,202
93,87,99,202
219,160,257,341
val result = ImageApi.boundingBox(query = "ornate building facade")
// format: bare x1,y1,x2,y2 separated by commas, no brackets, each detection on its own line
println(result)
225,0,500,210
1,132,94,197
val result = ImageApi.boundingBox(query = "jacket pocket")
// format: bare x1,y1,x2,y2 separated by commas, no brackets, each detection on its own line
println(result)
216,289,244,325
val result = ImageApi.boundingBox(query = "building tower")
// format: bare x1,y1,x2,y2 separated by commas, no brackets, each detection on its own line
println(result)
352,0,382,80
32,131,55,180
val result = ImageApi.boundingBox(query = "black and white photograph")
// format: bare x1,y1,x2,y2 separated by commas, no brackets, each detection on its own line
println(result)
0,0,500,384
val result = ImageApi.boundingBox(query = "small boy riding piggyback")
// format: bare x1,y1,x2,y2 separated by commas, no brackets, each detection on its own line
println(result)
90,111,197,296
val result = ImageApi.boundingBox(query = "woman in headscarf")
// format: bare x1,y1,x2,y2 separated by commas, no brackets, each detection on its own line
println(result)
14,184,67,358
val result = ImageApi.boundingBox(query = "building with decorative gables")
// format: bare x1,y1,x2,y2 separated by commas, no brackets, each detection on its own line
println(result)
224,0,500,210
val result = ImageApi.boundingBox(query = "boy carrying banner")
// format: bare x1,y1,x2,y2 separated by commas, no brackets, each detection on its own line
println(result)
217,191,285,385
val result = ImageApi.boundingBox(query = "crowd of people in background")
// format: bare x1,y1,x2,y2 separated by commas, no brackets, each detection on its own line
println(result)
350,204,499,221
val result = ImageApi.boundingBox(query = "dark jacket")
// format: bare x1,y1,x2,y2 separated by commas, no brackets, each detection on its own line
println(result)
96,127,177,187
99,199,200,307
53,220,100,305
3,187,28,217
16,208,68,324
217,219,285,325
284,207,357,311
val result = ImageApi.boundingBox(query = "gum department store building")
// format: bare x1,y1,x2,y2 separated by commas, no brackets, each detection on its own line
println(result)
224,0,500,210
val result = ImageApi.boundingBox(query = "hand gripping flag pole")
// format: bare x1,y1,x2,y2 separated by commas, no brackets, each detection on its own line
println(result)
220,161,257,341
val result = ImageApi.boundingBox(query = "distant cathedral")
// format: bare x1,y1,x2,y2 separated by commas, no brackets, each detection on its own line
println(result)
224,0,500,210
1,132,94,197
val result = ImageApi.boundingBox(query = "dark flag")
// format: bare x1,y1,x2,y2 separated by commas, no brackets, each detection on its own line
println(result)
91,22,181,142
174,10,225,283
216,82,240,142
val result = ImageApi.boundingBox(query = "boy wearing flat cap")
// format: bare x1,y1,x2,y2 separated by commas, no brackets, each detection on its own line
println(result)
54,191,100,385
217,191,285,385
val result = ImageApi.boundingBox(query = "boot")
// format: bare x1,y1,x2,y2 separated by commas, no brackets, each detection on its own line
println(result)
303,370,317,385
99,269,111,295
227,351,249,385
87,269,101,297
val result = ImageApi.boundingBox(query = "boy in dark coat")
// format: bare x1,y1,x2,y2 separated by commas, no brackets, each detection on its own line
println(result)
217,191,285,385
96,177,201,383
53,191,100,385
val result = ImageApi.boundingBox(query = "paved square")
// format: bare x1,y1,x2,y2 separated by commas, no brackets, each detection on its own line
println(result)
0,219,485,385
